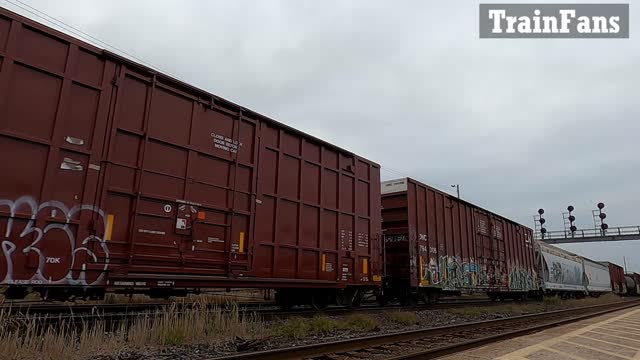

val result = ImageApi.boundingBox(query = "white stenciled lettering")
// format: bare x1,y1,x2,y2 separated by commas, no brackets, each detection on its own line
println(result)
211,133,243,154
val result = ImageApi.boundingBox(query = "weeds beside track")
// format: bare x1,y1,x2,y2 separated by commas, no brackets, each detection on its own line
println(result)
1,298,532,326
0,295,629,359
214,299,640,360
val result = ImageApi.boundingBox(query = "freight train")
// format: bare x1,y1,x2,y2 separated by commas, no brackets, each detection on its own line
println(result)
379,178,621,303
0,7,630,307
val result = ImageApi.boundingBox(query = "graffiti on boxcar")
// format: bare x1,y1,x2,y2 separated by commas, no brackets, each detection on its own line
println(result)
421,255,534,290
422,257,439,285
440,256,493,289
0,196,110,286
550,262,564,283
439,256,463,288
422,256,488,288
544,256,582,287
508,268,534,290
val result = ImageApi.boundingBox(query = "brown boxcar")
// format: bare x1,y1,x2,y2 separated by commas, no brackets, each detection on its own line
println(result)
0,7,382,305
381,178,537,303
601,261,626,295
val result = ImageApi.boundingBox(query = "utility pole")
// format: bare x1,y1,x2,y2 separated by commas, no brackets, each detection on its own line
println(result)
451,184,460,199
624,256,628,274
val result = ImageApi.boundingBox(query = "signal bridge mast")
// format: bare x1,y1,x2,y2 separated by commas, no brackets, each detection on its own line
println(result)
534,203,640,244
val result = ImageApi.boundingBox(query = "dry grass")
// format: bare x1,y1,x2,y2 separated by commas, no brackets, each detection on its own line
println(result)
270,313,379,340
0,292,625,358
448,294,625,318
385,311,419,325
341,313,379,332
0,309,118,360
447,306,488,317
545,293,623,309
0,302,262,360
272,316,334,339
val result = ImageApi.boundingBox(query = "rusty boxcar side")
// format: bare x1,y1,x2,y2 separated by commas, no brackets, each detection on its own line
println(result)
0,7,382,304
601,261,626,295
381,178,536,303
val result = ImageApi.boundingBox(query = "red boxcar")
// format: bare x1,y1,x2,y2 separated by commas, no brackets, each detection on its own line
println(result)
601,262,626,295
381,178,537,303
0,7,382,306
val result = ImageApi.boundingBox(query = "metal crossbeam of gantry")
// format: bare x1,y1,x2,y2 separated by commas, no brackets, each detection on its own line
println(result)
536,226,640,244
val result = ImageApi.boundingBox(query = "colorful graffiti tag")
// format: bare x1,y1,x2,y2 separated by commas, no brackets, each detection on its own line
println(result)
421,255,535,291
508,268,535,290
0,196,110,286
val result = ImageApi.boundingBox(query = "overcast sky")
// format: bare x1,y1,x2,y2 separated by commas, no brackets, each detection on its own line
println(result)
2,0,638,270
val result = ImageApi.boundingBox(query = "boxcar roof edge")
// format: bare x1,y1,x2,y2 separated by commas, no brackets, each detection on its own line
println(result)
0,6,380,167
382,177,533,231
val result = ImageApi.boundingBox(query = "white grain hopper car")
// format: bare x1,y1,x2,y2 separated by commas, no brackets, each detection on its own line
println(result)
537,242,612,297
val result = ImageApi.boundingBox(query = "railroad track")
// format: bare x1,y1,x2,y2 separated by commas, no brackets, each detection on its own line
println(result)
2,298,531,326
0,300,275,315
212,299,640,360
0,297,514,315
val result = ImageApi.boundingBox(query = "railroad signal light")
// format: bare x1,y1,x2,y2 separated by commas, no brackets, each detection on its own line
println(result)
566,205,577,235
594,202,608,235
536,208,547,239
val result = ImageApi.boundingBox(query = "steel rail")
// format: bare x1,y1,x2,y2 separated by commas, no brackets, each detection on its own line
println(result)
212,300,640,360
5,299,519,324
391,301,640,359
0,297,511,315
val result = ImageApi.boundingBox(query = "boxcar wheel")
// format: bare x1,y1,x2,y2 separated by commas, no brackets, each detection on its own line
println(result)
275,290,294,310
311,293,329,311
339,288,362,309
429,292,439,304
420,292,429,305
404,293,418,306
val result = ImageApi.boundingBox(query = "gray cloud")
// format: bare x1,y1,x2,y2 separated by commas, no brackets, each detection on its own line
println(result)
3,0,639,269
